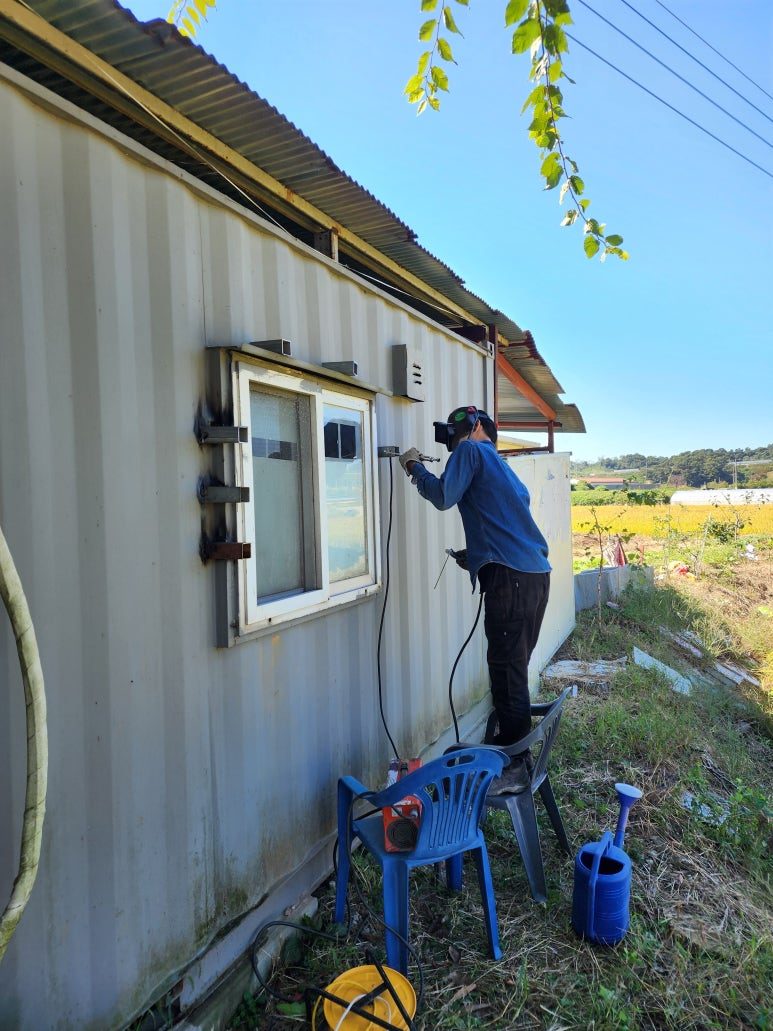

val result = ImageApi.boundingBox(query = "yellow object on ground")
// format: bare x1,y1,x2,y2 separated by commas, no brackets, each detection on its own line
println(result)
320,964,416,1030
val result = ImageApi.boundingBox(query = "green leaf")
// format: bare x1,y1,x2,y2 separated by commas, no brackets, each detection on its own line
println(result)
579,198,591,211
438,37,455,61
505,0,530,26
407,87,425,104
569,174,584,195
512,18,541,54
543,0,571,15
542,23,568,55
419,18,436,41
561,209,579,226
534,130,557,148
454,0,469,5
544,165,563,189
528,106,550,132
428,94,440,110
421,0,438,8
520,84,545,114
606,234,624,245
584,235,600,258
431,64,449,90
417,50,431,75
548,59,562,83
276,1002,306,1017
443,5,462,33
417,98,428,115
403,73,423,96
540,151,560,177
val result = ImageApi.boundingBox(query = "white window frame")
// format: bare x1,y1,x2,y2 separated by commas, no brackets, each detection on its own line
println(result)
234,361,380,634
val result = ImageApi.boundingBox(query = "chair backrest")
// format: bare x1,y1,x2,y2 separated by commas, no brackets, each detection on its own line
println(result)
372,748,507,861
501,685,571,792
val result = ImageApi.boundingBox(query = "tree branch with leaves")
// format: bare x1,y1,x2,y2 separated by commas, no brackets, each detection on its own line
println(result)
166,0,216,39
406,0,628,261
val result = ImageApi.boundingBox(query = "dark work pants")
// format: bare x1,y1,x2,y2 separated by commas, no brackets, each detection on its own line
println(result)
479,564,550,746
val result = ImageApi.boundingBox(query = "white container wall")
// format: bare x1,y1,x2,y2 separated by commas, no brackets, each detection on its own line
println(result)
0,67,573,1030
508,452,575,682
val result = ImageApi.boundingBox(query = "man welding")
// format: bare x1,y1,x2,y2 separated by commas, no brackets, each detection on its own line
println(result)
400,406,550,781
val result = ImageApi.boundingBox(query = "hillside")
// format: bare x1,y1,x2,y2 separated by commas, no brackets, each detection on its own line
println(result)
571,446,773,489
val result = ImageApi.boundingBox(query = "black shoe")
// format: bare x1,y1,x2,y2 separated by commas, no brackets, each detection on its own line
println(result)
489,761,531,795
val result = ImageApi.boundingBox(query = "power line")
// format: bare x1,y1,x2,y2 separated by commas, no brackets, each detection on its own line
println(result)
614,0,773,128
566,33,773,180
575,0,773,151
652,0,773,106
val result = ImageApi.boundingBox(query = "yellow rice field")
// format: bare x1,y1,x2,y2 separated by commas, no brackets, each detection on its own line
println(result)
571,503,773,537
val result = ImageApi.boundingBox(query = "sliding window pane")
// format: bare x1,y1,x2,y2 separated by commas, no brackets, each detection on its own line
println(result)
323,404,367,583
251,387,313,601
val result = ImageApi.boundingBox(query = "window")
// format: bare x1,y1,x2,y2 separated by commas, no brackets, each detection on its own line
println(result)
234,362,379,632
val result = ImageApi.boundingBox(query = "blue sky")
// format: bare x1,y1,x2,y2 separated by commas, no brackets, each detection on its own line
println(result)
126,0,773,462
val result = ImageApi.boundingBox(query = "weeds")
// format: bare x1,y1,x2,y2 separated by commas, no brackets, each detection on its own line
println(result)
229,579,772,1031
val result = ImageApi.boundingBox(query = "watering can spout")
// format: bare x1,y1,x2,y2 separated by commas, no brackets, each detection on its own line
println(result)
613,783,643,849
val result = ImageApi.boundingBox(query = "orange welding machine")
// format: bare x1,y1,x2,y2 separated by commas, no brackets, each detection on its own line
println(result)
383,759,423,852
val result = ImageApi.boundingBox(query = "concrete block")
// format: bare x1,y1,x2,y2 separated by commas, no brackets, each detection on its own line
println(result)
574,565,654,612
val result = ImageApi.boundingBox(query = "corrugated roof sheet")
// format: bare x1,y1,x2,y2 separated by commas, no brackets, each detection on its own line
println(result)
5,0,584,432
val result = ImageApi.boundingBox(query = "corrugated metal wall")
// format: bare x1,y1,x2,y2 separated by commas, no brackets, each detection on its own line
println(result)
0,68,573,1030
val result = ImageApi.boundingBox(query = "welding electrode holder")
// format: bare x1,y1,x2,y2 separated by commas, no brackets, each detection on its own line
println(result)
377,446,439,463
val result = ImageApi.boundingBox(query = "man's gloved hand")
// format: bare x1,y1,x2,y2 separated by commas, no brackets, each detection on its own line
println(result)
452,548,469,571
399,447,423,476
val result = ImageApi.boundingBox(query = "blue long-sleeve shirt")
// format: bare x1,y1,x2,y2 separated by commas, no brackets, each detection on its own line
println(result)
411,439,551,586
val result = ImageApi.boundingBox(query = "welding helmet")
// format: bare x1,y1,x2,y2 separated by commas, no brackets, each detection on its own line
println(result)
433,406,497,452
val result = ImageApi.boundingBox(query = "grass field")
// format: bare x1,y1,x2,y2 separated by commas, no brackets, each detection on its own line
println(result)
572,503,773,537
228,561,772,1030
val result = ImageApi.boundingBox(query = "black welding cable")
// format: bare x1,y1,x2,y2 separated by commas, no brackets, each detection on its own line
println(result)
376,458,401,760
250,918,347,1005
448,591,484,744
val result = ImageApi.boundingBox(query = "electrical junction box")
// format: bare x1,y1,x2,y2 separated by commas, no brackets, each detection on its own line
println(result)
392,344,424,402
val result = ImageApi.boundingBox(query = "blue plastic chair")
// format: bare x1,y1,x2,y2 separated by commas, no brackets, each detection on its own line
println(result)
334,747,508,975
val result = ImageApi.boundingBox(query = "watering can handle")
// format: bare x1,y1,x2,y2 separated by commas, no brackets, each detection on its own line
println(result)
586,830,614,940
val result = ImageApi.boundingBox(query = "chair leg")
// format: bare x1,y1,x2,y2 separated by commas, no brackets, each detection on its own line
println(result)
538,775,571,854
334,785,352,924
505,792,547,903
382,861,410,976
445,853,463,892
471,844,502,961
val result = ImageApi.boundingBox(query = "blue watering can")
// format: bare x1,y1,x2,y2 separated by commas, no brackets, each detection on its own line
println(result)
571,783,642,945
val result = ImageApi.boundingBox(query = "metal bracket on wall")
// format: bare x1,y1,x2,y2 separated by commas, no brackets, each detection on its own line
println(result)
195,417,248,445
200,535,252,563
197,479,250,505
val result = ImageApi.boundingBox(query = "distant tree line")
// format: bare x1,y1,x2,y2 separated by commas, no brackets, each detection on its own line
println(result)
571,445,773,489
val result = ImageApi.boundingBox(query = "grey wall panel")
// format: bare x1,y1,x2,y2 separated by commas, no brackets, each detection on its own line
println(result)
0,71,573,1029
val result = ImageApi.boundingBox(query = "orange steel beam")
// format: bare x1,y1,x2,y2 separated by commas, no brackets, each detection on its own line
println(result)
495,353,557,421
